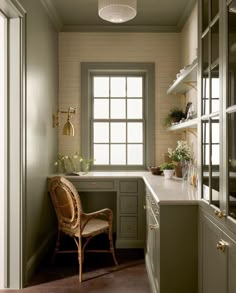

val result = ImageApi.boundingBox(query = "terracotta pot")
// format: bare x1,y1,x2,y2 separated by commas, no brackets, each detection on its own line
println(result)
174,163,183,178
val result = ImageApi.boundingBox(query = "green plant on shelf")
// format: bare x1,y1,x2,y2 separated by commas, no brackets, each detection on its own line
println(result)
163,107,185,127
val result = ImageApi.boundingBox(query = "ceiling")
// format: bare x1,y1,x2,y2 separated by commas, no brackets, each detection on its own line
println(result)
42,0,197,32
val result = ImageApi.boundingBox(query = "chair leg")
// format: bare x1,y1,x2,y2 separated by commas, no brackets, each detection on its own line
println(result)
78,237,83,282
108,229,118,266
52,229,61,263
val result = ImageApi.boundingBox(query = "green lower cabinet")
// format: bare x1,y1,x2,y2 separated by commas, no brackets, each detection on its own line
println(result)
116,179,145,248
199,208,236,293
145,188,198,293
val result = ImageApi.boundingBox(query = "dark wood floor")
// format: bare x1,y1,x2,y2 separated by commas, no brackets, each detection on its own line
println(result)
1,249,150,292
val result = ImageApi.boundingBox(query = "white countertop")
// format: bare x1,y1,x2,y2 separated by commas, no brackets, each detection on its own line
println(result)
56,171,199,205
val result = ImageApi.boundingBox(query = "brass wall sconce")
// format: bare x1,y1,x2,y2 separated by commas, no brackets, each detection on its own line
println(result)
52,107,76,136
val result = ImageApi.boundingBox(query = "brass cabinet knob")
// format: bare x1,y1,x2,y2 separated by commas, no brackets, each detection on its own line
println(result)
154,208,159,215
149,223,159,230
216,240,227,252
144,205,146,210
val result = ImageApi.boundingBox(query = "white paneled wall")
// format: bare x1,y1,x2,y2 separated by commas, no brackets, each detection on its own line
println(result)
59,32,182,165
180,3,198,161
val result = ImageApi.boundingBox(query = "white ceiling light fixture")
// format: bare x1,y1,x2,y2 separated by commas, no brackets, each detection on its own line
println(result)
98,0,137,23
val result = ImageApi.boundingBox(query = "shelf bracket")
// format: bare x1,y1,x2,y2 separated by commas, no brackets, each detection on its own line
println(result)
183,81,197,91
185,129,197,137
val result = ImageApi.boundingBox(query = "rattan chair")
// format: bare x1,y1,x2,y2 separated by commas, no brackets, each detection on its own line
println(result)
49,176,118,282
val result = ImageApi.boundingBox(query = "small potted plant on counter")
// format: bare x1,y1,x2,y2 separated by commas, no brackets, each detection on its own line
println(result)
160,162,175,179
168,140,192,178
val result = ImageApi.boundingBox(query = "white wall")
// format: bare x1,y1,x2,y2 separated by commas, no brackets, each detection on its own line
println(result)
59,32,183,165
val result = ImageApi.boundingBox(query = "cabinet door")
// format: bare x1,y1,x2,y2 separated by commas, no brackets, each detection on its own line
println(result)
200,215,227,293
226,1,236,223
224,233,236,293
200,0,220,209
146,197,160,293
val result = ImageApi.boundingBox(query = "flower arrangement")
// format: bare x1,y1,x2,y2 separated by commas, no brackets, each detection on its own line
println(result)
168,140,191,162
54,152,95,174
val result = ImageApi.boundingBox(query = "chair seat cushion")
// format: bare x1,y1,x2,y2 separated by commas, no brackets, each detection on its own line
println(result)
82,218,109,237
62,218,109,238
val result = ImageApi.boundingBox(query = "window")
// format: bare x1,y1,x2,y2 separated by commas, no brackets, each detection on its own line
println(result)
92,75,144,166
81,63,155,170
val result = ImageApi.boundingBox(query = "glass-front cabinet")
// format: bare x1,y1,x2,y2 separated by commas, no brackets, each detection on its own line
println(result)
200,0,236,228
227,0,236,221
200,0,220,210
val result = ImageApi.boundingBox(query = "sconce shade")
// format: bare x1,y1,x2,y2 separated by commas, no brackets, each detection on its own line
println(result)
63,120,75,136
98,0,137,23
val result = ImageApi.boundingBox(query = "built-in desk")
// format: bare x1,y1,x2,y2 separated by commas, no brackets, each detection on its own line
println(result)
48,172,198,249
48,172,199,293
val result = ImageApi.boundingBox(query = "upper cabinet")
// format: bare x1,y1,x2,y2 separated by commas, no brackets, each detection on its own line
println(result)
226,0,236,223
199,0,236,232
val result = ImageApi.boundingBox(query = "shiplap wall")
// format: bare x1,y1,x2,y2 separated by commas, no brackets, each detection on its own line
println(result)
58,32,182,165
181,3,198,161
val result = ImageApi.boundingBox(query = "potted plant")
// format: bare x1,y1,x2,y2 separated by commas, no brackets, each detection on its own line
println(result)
160,162,175,179
168,140,191,178
163,107,185,127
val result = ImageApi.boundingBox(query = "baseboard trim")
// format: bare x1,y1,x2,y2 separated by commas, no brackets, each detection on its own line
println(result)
116,239,144,249
25,230,56,285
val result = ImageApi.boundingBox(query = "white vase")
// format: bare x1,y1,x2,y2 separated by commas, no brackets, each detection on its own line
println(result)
163,169,174,179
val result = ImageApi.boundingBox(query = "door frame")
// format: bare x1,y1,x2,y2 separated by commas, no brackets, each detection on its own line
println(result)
0,0,26,289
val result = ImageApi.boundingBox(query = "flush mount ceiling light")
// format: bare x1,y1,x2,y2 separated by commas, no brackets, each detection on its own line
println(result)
98,0,137,23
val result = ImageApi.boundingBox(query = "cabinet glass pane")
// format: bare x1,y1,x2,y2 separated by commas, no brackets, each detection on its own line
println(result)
94,99,109,119
202,120,210,201
111,77,126,97
202,0,209,32
111,144,126,165
202,34,210,115
211,0,218,21
228,2,236,107
211,68,220,113
94,77,109,97
211,118,220,208
211,20,219,67
228,112,236,219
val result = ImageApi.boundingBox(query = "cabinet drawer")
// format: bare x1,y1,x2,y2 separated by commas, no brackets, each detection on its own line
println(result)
120,216,137,238
71,180,115,190
119,181,138,193
120,195,137,214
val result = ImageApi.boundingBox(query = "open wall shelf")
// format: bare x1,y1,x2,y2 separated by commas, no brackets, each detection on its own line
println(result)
168,118,198,132
167,58,197,95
